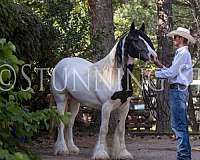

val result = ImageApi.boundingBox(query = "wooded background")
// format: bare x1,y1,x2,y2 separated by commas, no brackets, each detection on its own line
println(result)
1,0,200,131
0,0,200,159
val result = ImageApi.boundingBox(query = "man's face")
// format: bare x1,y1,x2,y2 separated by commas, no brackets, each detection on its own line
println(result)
173,35,184,47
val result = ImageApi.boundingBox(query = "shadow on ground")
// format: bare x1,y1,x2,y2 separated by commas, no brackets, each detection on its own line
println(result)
32,134,200,160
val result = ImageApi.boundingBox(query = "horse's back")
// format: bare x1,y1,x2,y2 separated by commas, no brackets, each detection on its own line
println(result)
52,57,92,89
55,57,93,70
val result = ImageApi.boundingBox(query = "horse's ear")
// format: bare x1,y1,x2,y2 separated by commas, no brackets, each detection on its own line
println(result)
130,22,135,33
140,23,145,32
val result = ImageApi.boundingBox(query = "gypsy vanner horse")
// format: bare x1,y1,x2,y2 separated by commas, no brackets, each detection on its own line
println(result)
51,22,157,159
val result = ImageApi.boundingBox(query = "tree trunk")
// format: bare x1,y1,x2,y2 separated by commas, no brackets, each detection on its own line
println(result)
189,0,200,133
88,0,117,132
189,0,200,17
188,0,200,49
88,0,115,61
156,0,173,133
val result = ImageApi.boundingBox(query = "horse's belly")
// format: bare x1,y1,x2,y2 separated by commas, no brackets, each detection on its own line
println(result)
53,57,102,107
52,57,121,107
69,91,101,108
66,73,102,107
65,68,117,106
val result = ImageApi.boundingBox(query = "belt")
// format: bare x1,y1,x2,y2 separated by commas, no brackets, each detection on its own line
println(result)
170,83,187,89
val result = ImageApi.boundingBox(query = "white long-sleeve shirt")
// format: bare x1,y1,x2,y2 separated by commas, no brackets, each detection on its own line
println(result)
155,46,193,86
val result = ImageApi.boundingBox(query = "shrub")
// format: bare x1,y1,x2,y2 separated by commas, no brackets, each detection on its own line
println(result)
0,39,69,160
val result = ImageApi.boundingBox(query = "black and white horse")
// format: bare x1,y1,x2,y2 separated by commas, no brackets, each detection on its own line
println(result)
51,22,157,159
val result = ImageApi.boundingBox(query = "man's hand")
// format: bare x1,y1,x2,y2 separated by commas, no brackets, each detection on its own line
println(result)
143,69,155,77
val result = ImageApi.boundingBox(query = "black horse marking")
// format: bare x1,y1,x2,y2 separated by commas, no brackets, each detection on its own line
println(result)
115,34,128,68
115,22,155,69
111,22,155,104
111,64,133,104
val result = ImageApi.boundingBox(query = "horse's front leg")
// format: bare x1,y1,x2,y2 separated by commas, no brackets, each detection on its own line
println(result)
92,100,114,160
112,98,133,159
54,94,69,155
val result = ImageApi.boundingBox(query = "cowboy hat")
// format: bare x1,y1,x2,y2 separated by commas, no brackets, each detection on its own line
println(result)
167,27,196,44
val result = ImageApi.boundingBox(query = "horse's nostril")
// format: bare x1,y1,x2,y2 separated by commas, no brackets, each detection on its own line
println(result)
150,55,154,59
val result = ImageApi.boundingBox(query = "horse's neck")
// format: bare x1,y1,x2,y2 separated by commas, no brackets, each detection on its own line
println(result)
93,43,117,68
91,43,123,81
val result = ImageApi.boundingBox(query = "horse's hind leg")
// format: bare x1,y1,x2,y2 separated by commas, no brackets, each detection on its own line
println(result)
54,93,69,155
66,98,80,154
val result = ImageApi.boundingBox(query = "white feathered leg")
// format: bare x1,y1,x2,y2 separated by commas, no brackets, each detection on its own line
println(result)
66,99,80,154
54,94,69,155
112,99,133,159
92,101,113,160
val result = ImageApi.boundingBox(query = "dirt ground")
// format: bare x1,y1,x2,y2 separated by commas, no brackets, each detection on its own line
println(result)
33,134,200,160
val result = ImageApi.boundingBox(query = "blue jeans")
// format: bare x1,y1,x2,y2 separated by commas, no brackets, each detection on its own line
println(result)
169,88,191,160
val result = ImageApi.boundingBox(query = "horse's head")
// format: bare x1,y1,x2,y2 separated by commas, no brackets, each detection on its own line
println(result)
116,22,157,65
126,22,157,62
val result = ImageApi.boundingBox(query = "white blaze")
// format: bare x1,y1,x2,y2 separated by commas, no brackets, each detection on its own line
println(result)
139,36,157,61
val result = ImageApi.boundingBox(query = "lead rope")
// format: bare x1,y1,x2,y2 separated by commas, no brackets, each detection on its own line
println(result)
141,73,170,122
121,33,169,122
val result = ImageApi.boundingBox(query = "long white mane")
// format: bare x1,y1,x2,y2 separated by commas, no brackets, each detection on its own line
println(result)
91,42,122,86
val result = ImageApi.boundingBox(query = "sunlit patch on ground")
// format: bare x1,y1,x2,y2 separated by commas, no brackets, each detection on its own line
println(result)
32,134,200,160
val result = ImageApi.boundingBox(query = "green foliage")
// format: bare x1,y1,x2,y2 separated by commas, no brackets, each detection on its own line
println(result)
0,39,70,160
0,2,56,65
0,148,30,160
173,2,200,65
0,39,24,79
114,0,157,96
0,1,92,109
173,3,194,29
114,0,157,40
16,0,91,59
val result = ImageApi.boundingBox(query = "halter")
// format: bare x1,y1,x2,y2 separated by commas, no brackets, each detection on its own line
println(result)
112,31,149,104
117,31,150,72
119,33,142,71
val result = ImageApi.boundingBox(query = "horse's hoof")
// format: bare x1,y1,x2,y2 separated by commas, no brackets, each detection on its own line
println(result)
92,150,110,159
54,142,69,155
68,145,80,155
114,149,133,160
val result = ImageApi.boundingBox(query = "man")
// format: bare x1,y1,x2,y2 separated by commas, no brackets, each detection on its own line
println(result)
146,27,196,160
